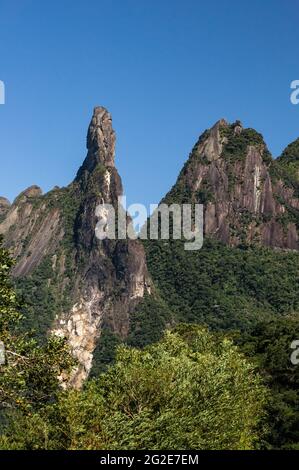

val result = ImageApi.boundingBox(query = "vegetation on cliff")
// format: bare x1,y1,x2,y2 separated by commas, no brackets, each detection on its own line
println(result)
1,114,299,450
0,233,298,450
0,320,267,450
0,236,74,421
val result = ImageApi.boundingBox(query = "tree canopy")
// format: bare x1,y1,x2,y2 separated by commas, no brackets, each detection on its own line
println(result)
1,325,267,450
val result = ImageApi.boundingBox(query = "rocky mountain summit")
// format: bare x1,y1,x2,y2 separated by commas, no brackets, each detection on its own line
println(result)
0,109,298,386
164,119,299,249
0,107,150,387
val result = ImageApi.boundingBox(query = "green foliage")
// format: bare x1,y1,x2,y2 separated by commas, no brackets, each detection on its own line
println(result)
0,237,75,416
0,236,22,331
270,148,299,230
196,179,215,204
127,293,174,348
163,177,193,205
14,185,82,342
55,185,83,250
0,326,267,450
143,238,299,331
277,138,299,183
1,124,299,450
90,294,174,376
161,131,210,205
235,316,299,449
90,328,122,376
221,125,272,164
15,257,57,340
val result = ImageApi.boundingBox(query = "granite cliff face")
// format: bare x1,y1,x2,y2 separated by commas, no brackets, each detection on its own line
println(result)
0,197,11,219
164,119,299,250
1,111,298,386
0,107,150,387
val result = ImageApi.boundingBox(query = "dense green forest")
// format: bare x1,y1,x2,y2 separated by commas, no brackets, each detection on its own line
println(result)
91,237,299,368
139,237,299,449
139,238,299,334
0,237,298,449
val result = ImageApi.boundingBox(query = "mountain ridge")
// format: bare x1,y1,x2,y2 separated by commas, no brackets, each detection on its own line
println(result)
163,119,298,249
0,108,298,384
0,107,151,387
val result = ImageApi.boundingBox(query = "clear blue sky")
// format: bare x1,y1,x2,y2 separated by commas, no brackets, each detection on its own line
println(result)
0,0,298,211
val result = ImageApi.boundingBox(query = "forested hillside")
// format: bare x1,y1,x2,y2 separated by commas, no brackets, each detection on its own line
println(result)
1,113,299,449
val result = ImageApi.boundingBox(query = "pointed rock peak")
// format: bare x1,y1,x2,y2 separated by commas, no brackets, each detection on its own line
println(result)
23,185,43,197
205,118,228,136
76,106,116,181
214,118,228,129
209,118,243,135
14,185,43,203
192,119,270,164
87,106,115,167
196,118,228,162
0,197,10,208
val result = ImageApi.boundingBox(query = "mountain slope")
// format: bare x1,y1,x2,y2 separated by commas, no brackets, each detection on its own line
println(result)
0,107,151,387
276,137,299,183
1,113,299,380
163,119,298,249
140,120,299,334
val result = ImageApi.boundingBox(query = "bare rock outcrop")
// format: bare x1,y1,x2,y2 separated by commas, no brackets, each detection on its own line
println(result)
0,106,151,388
0,197,10,218
164,120,299,250
1,111,298,387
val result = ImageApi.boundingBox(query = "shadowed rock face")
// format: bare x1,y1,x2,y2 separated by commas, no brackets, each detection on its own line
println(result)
0,106,151,388
1,111,298,386
163,120,299,250
76,106,116,178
